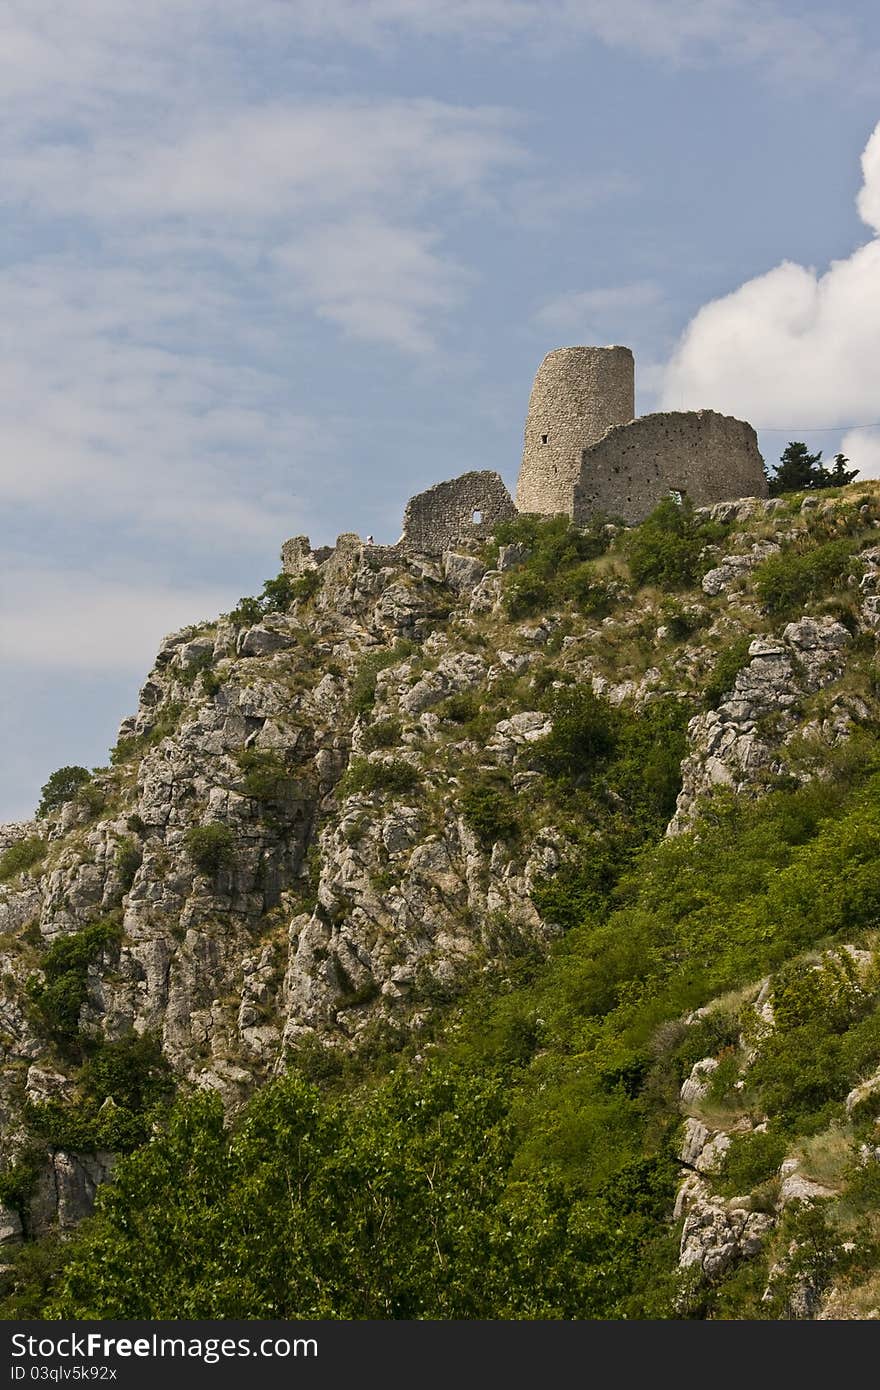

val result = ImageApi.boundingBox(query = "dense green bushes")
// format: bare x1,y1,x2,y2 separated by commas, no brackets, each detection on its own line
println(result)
626,496,725,590
704,637,752,709
25,1033,174,1154
45,1068,677,1319
360,717,402,751
340,758,420,798
36,766,91,818
0,836,45,882
754,538,861,614
460,771,520,847
184,824,236,875
492,514,615,619
26,917,123,1051
227,570,320,627
237,749,293,806
351,641,416,714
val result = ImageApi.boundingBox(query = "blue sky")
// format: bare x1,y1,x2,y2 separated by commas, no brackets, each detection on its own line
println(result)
3,0,880,822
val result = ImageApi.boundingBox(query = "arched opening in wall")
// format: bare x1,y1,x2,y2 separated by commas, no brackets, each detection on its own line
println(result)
472,510,482,525
668,489,684,505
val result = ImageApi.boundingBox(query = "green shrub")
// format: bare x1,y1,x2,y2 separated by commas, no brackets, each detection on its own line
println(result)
704,637,752,709
77,782,106,819
534,686,616,785
492,515,616,620
176,649,215,689
113,837,142,894
340,758,420,798
25,1032,176,1155
227,595,264,627
531,849,626,931
490,513,611,570
184,824,236,875
227,571,322,628
0,836,46,883
289,570,322,603
81,1032,174,1112
460,772,520,847
659,599,708,641
351,641,416,714
626,496,723,590
360,718,402,751
27,917,123,1050
436,692,481,724
0,1149,42,1218
715,1129,788,1195
109,735,146,766
558,566,614,617
237,749,293,806
504,575,552,620
36,766,91,818
754,538,860,615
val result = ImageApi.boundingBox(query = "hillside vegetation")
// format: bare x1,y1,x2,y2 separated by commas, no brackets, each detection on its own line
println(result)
2,481,880,1318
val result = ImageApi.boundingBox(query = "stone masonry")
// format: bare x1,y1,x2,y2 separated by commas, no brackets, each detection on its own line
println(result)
399,470,516,553
516,346,635,515
281,345,766,560
573,409,767,525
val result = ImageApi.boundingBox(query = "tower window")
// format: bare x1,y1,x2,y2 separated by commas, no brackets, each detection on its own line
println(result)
472,510,482,525
541,433,549,444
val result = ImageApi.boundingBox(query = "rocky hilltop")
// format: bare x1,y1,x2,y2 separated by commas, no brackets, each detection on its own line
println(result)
3,483,880,1318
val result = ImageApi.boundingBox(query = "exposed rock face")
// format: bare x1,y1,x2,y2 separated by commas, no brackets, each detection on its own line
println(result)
1,481,878,1251
669,616,853,834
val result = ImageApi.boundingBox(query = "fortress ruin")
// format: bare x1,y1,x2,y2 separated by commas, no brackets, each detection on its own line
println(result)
282,345,768,567
518,345,767,526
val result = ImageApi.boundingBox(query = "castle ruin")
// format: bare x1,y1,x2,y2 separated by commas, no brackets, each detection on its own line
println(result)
517,345,767,526
282,345,768,567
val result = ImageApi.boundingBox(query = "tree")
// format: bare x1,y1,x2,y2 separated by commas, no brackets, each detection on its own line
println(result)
829,452,859,487
36,765,91,818
767,442,859,495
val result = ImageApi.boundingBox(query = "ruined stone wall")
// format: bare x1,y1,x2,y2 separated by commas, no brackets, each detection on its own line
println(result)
516,346,635,516
400,470,516,553
572,410,768,525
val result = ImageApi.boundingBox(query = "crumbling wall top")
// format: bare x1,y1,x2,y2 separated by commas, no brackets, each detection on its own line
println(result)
400,470,516,554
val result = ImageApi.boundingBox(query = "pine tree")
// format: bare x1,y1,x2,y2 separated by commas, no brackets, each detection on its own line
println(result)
830,452,859,487
768,442,858,495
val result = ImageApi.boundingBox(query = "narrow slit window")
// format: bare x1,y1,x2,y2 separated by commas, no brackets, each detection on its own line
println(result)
541,433,549,445
472,510,482,525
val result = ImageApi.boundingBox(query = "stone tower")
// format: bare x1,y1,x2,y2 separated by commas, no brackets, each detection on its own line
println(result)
516,345,635,515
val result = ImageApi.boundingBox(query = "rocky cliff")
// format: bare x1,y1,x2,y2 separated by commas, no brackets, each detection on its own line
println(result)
3,483,880,1317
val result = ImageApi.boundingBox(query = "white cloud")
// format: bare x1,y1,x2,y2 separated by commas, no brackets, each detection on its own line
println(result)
0,100,520,368
0,257,332,543
841,429,880,482
276,217,470,354
661,121,880,460
0,3,864,136
0,570,234,673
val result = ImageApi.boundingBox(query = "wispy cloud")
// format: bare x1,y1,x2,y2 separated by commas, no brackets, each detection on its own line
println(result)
0,569,234,673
